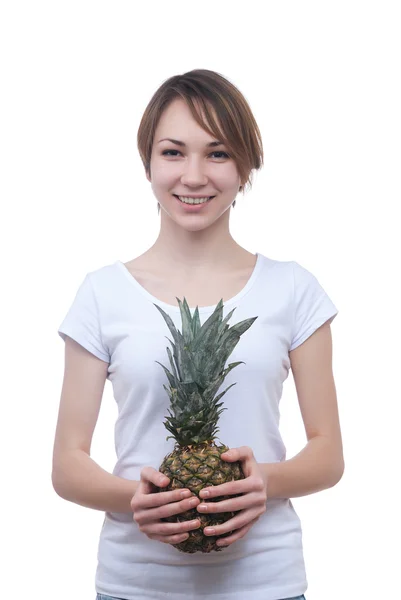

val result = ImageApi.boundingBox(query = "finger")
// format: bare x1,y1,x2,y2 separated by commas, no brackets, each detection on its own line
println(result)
220,446,255,463
136,495,201,525
137,487,193,509
199,475,263,500
203,509,256,537
197,492,261,514
150,532,191,545
143,517,201,536
216,518,259,547
139,467,170,494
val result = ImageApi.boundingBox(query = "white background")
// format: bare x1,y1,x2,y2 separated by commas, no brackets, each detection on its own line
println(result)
1,1,400,599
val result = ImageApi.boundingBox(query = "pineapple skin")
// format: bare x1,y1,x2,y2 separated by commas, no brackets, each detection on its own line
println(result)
157,441,245,553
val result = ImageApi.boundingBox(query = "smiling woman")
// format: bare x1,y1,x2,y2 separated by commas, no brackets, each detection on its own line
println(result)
55,68,340,600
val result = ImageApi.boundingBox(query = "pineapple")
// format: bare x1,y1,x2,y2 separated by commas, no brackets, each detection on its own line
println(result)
154,297,258,553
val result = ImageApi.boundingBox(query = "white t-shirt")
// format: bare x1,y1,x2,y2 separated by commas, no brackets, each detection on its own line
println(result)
58,252,338,600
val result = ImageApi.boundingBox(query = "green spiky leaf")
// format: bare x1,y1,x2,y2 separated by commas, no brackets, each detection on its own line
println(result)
154,298,258,446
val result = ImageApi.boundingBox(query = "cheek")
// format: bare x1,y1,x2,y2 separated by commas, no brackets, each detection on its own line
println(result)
152,161,180,186
150,174,173,192
212,164,240,187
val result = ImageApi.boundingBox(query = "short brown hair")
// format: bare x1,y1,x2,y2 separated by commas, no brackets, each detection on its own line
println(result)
137,69,264,211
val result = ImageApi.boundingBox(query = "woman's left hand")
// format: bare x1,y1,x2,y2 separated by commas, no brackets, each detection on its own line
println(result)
196,446,268,547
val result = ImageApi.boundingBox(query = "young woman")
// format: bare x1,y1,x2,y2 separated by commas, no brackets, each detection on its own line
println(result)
53,69,344,600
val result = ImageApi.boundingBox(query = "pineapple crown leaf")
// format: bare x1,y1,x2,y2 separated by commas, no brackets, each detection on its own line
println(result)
176,297,195,344
153,304,179,342
154,297,258,446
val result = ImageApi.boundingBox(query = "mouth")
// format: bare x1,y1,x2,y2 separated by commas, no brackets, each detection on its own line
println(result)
173,194,215,206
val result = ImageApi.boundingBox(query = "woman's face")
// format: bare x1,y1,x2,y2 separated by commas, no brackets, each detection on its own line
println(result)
147,98,241,229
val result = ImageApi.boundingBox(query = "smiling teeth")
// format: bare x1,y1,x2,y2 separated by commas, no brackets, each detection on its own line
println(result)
178,196,211,205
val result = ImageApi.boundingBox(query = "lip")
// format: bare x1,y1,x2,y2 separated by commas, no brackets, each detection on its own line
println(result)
173,194,214,210
174,194,216,199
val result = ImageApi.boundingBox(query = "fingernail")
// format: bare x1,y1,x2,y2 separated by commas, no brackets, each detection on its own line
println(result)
204,527,215,535
180,490,191,498
198,504,208,512
189,498,199,507
190,519,200,527
200,490,210,498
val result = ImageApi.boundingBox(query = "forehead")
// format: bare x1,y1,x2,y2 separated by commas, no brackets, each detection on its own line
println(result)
155,98,219,141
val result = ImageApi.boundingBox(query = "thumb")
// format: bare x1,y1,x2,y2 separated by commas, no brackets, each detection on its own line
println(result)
139,466,170,494
220,448,237,461
221,446,255,463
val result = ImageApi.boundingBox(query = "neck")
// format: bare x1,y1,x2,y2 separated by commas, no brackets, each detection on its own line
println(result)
148,213,246,274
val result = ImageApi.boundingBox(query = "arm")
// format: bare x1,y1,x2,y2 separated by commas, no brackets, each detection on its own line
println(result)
52,336,137,513
263,320,344,499
52,448,138,513
262,435,343,499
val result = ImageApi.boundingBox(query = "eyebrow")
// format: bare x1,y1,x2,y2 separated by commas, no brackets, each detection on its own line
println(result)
157,138,224,148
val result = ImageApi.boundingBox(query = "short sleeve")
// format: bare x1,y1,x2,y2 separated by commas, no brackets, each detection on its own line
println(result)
58,273,110,363
290,261,339,351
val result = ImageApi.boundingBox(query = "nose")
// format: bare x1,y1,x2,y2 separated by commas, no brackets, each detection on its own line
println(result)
180,156,208,187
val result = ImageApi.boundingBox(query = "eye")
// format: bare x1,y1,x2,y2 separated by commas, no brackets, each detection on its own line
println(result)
211,151,230,159
161,150,230,159
161,150,181,156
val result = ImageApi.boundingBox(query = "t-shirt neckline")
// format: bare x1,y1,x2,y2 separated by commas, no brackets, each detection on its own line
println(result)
115,252,264,312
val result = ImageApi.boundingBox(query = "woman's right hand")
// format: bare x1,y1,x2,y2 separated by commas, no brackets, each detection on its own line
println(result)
130,466,201,545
